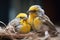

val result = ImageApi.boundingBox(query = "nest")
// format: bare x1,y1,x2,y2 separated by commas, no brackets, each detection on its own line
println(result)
0,26,51,40
0,21,60,40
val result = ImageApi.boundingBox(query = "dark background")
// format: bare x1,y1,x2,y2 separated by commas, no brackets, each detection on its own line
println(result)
0,0,60,25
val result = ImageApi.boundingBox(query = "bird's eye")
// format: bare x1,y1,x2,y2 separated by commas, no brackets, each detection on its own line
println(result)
29,10,37,13
20,17,24,19
20,17,26,19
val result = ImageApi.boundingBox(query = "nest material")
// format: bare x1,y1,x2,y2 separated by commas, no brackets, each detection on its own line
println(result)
0,27,50,40
0,25,59,40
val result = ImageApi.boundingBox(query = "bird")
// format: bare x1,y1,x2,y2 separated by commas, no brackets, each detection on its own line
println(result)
27,5,58,37
6,13,31,34
16,13,31,33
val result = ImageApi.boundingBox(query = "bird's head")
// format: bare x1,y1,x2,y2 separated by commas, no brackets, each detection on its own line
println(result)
28,5,44,16
16,13,27,19
16,13,28,24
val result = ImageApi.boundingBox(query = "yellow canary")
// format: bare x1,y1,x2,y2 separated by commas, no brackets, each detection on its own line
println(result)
8,13,31,34
27,5,58,36
27,5,42,25
16,13,31,34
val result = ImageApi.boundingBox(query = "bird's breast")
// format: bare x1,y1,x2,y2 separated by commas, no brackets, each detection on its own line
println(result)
18,23,31,34
33,17,43,30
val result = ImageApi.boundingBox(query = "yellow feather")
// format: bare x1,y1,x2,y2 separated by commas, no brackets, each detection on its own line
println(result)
19,19,31,34
33,17,42,30
16,13,27,18
29,6,39,11
28,13,37,25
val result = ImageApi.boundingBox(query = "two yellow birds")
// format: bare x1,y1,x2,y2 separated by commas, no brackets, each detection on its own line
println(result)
16,5,57,34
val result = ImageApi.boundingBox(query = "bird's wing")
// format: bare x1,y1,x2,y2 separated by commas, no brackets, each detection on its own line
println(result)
8,18,23,32
8,18,20,27
15,24,23,32
39,15,57,31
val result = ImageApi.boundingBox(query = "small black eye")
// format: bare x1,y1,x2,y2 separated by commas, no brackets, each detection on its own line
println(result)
29,10,37,13
20,17,23,19
31,10,36,12
20,17,25,19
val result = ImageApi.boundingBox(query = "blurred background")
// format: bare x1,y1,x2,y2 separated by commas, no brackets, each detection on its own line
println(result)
0,0,60,26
